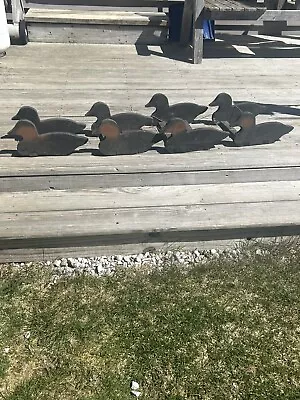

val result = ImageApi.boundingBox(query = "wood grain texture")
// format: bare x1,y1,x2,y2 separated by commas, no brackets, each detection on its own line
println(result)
1,181,299,212
1,202,299,247
1,167,300,192
26,9,169,25
1,148,300,176
193,0,205,64
27,23,168,45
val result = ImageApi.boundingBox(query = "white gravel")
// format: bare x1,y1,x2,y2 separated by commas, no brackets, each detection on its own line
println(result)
37,247,242,277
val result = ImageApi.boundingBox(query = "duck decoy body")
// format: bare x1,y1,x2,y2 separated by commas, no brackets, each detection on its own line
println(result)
85,101,156,134
3,120,88,156
96,119,158,156
235,101,272,116
233,112,294,146
145,93,208,123
12,106,86,134
162,118,228,153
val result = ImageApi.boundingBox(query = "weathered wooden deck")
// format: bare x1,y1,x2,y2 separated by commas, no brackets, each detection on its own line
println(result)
0,40,300,262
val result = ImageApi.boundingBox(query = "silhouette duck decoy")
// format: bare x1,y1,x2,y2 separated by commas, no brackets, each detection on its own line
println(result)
145,93,208,123
209,93,242,127
209,93,273,125
232,112,294,146
2,120,88,156
85,101,156,135
12,106,86,134
95,119,158,156
161,118,229,153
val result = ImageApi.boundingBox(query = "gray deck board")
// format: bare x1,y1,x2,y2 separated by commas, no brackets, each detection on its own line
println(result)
0,42,299,261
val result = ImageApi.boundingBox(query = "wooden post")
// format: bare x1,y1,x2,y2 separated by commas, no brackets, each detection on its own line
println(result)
193,0,204,64
11,0,25,24
276,0,286,10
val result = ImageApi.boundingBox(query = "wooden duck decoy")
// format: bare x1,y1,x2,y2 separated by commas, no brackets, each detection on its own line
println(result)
12,106,86,134
85,101,156,135
145,93,208,123
95,119,158,156
232,112,294,146
209,93,273,125
162,118,229,153
2,120,88,156
209,93,242,127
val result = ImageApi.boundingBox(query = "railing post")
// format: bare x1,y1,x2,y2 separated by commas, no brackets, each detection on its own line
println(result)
192,0,204,64
11,0,24,24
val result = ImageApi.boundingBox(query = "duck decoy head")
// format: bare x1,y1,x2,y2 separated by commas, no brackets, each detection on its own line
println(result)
3,120,39,141
236,111,256,129
209,93,233,107
85,102,111,118
145,93,169,109
11,106,40,125
98,118,121,140
163,118,190,137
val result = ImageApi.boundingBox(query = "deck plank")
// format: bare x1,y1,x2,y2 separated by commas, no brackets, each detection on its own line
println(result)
1,201,299,247
1,181,299,212
1,148,300,176
1,167,300,192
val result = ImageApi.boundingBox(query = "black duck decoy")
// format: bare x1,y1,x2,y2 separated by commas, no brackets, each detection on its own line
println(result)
95,119,158,156
85,101,156,135
12,106,86,134
2,120,88,156
162,118,229,153
209,92,273,125
209,93,242,126
232,112,294,146
145,93,208,123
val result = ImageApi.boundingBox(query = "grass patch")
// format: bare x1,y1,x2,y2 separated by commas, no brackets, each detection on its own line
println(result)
0,239,299,399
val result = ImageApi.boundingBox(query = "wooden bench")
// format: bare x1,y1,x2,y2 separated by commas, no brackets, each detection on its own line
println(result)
7,0,300,57
8,0,184,42
180,0,300,63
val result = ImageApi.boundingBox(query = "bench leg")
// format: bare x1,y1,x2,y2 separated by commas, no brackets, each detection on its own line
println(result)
180,0,193,46
276,0,286,9
193,0,205,64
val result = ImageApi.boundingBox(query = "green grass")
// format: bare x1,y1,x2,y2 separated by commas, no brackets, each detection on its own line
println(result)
0,239,299,399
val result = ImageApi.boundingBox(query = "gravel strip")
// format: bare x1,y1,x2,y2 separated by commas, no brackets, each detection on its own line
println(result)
6,248,244,277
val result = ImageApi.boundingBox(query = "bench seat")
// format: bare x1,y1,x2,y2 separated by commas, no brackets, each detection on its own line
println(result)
181,0,300,63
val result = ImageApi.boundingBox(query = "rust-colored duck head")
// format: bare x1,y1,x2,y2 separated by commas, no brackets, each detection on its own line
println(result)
11,106,41,126
145,93,169,109
2,120,39,141
98,118,121,141
209,93,233,107
85,102,111,118
163,118,191,137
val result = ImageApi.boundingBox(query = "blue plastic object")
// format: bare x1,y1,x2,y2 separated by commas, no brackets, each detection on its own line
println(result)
169,4,215,42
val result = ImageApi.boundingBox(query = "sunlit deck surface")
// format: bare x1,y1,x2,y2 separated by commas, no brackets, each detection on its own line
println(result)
0,37,300,262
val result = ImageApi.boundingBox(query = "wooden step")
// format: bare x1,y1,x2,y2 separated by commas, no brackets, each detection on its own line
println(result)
1,148,300,192
25,9,169,44
1,181,300,262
